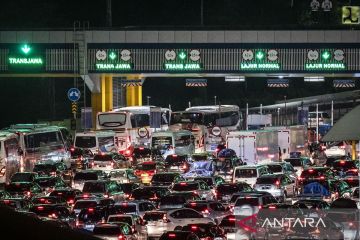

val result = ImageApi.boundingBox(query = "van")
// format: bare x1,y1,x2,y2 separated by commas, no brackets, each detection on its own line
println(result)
151,130,195,158
308,112,330,127
0,131,22,183
233,165,270,186
74,131,117,154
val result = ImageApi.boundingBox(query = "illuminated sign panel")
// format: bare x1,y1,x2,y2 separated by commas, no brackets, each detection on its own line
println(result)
95,63,132,70
240,49,280,71
305,63,346,70
163,49,202,71
164,63,201,70
305,49,346,71
9,57,43,65
94,49,134,72
7,44,44,71
240,63,280,70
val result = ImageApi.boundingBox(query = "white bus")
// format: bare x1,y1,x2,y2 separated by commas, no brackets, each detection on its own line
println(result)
0,131,22,183
6,124,71,171
170,105,242,153
96,106,171,156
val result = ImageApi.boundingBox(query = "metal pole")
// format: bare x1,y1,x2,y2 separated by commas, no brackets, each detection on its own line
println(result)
200,0,204,26
331,100,334,126
352,140,357,160
214,96,217,106
106,0,112,27
246,103,249,130
284,96,287,126
277,108,280,126
316,104,319,143
260,104,263,115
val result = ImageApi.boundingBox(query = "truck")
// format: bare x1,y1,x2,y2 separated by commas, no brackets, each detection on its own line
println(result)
246,114,272,130
226,130,279,165
265,125,308,159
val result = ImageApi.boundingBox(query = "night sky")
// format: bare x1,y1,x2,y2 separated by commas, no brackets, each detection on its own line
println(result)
0,0,359,128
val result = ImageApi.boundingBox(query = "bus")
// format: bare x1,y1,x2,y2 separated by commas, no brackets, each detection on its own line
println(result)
6,124,71,171
170,105,242,153
0,131,22,183
96,106,171,156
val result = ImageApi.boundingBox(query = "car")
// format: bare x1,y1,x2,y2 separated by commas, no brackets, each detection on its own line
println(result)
171,181,214,200
109,200,156,217
131,146,153,164
260,162,298,181
180,223,226,240
159,208,215,231
108,169,140,183
10,172,38,183
184,200,231,222
93,223,136,240
72,169,107,191
4,182,43,199
233,165,271,186
118,182,140,200
90,152,129,173
72,199,99,216
134,161,164,184
29,204,75,225
215,182,253,203
82,180,124,201
143,210,171,239
159,231,200,240
130,186,170,204
298,167,336,186
107,214,147,239
253,173,297,201
233,191,277,216
76,207,107,231
284,157,312,176
0,197,32,210
39,217,71,229
164,154,190,173
49,188,82,206
150,172,185,186
33,161,72,183
350,187,359,208
159,192,201,210
32,196,67,206
293,199,330,214
69,147,93,169
332,159,358,176
34,175,68,192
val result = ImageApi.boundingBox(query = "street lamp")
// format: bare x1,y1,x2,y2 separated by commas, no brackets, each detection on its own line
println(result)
146,96,151,106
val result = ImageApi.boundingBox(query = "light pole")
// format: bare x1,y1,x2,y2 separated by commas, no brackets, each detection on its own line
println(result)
214,96,217,105
284,95,287,126
146,96,151,106
277,108,280,126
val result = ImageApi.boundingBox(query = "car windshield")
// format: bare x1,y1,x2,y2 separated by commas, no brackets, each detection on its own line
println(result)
136,163,156,171
74,172,98,181
256,177,278,184
171,112,203,125
235,197,259,206
83,182,105,193
192,155,208,161
114,204,136,213
35,178,59,188
75,136,96,148
185,203,208,212
5,183,32,193
284,158,302,167
108,216,132,226
33,164,57,173
24,131,64,153
10,173,34,182
74,201,97,209
353,188,359,198
118,183,135,193
98,113,126,127
49,190,76,199
143,212,165,221
235,169,257,178
131,189,156,199
165,155,187,164
217,184,242,194
151,174,176,182
172,183,198,191
333,161,356,170
93,226,122,235
266,165,283,173
160,195,186,205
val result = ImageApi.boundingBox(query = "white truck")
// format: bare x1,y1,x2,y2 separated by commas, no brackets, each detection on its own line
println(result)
265,125,308,159
247,114,272,129
226,130,279,165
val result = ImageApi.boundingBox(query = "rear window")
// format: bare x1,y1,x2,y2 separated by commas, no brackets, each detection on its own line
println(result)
131,189,156,199
83,182,105,193
136,163,156,171
151,174,176,183
75,136,96,148
114,204,137,213
108,216,132,226
300,169,327,178
160,195,186,205
32,197,60,205
5,183,32,193
235,197,259,206
284,158,302,167
78,210,103,222
74,172,98,181
35,178,58,188
33,164,57,172
333,161,356,170
93,226,122,235
256,177,278,184
152,136,172,148
94,155,113,161
74,201,97,209
10,173,34,182
143,212,165,221
192,155,208,161
172,183,198,191
133,148,151,157
266,165,283,173
217,184,241,194
194,177,213,186
185,203,208,212
165,155,187,164
50,190,76,199
235,169,257,178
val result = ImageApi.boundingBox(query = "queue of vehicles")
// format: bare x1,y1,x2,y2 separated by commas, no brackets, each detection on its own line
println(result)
0,105,358,240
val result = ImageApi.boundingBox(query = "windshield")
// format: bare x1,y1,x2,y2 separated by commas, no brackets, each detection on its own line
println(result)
130,114,149,128
114,204,136,213
333,161,356,170
171,112,203,125
75,136,96,148
151,174,176,182
284,158,302,167
235,197,259,206
143,212,165,221
79,210,103,222
5,183,32,193
152,136,172,148
74,172,98,181
165,155,187,164
133,148,151,157
256,177,278,184
266,165,283,173
74,201,97,209
136,163,156,171
108,216,132,226
83,182,105,193
172,183,198,191
24,131,64,153
160,195,186,205
10,173,34,182
35,178,59,188
131,189,156,199
235,169,257,178
33,164,57,173
98,113,126,127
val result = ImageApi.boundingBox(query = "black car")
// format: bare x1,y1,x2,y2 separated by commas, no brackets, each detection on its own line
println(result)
159,231,200,240
150,172,185,186
49,188,82,205
34,176,68,192
215,182,252,202
180,223,225,240
164,154,190,173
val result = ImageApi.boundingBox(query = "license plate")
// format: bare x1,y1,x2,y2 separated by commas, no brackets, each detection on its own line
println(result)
170,166,179,170
222,196,230,201
85,224,94,229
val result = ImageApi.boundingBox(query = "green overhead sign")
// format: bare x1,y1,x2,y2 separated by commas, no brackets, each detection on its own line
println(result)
8,44,44,68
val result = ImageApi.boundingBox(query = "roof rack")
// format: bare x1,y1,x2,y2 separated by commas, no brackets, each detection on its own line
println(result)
10,123,49,130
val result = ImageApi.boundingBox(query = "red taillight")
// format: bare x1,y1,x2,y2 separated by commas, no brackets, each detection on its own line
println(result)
269,206,276,209
122,202,128,206
104,194,109,198
191,225,198,230
202,209,209,214
3,200,10,204
229,217,236,222
172,154,177,157
83,194,89,198
124,194,130,198
70,147,75,152
275,180,280,186
319,176,325,180
100,152,105,156
308,169,314,173
339,145,346,149
215,148,220,152
340,160,345,165
258,205,262,209
257,147,269,151
180,182,187,186
139,147,144,150
67,199,74,204
169,145,174,150
39,198,45,202
163,215,171,223
25,191,31,197
88,208,94,212
111,162,114,167
37,206,44,210
168,233,176,238
118,234,126,240
190,202,197,206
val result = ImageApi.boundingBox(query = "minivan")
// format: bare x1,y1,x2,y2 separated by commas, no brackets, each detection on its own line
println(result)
233,165,270,186
74,131,117,155
151,130,195,158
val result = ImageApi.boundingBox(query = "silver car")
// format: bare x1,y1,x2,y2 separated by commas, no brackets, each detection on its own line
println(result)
107,214,147,240
183,200,232,222
171,181,215,200
253,174,297,201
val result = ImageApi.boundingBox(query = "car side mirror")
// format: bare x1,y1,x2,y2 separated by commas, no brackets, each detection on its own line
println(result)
18,148,24,156
294,169,298,172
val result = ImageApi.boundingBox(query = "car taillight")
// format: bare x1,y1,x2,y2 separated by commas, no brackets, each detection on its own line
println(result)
37,206,44,210
25,191,31,197
83,194,89,198
67,199,74,205
258,205,262,209
169,145,174,150
229,217,236,222
118,234,126,240
168,233,176,238
111,162,114,167
70,147,75,152
269,206,276,209
76,220,84,227
104,194,109,198
50,171,56,176
163,215,171,223
275,180,280,186
180,182,187,186
191,225,198,230
49,213,57,218
202,208,210,214
124,194,130,198
88,208,94,212
319,176,325,180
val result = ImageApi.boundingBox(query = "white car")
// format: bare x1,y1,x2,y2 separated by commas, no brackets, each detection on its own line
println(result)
112,201,156,218
253,174,297,201
233,165,270,186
